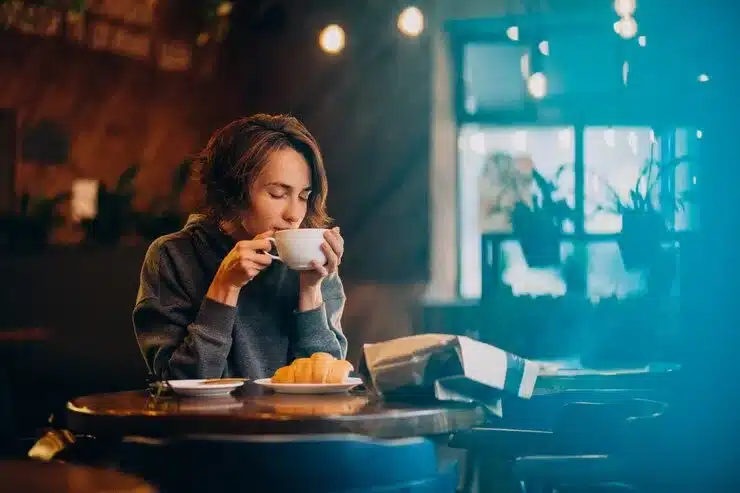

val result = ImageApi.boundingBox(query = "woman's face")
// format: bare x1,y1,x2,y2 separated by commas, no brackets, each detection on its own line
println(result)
240,147,312,236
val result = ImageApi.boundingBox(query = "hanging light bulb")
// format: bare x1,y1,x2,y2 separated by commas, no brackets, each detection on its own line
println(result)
319,24,345,54
622,61,630,85
614,0,636,17
520,53,530,78
506,25,519,41
614,16,637,39
527,72,547,99
638,35,646,47
397,6,424,37
538,40,549,56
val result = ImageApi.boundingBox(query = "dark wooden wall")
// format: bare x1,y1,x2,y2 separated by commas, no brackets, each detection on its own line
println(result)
0,0,431,282
0,2,433,406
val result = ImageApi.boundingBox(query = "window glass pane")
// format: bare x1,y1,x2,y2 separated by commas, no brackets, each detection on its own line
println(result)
586,241,647,299
584,126,657,233
673,127,700,231
458,125,575,298
501,240,573,297
463,43,528,113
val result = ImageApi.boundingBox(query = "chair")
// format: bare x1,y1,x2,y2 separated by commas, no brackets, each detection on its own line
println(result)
450,397,667,493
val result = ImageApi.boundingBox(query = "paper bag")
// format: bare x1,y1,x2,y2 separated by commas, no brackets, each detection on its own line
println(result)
358,334,539,417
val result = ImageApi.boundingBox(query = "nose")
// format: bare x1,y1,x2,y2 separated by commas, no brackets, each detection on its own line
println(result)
282,197,304,226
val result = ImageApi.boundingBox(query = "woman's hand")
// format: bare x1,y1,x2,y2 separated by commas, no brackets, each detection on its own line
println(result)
207,230,274,306
298,227,343,309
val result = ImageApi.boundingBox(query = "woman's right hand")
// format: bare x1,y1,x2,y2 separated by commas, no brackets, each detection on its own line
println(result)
207,231,274,305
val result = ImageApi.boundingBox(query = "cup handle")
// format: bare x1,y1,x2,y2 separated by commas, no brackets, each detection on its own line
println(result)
264,237,281,261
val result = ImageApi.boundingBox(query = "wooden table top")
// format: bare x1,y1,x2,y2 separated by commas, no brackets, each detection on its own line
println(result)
0,460,156,493
66,385,486,439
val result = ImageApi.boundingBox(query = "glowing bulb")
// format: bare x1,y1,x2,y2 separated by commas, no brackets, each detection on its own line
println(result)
319,24,345,54
465,95,478,114
638,35,646,47
614,0,636,17
622,61,629,85
520,53,530,78
538,40,549,56
698,73,709,82
527,72,547,99
696,129,703,139
506,25,519,41
397,6,424,37
614,16,637,39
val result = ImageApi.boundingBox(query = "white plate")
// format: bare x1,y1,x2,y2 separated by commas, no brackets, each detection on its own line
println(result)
168,379,246,397
253,377,363,394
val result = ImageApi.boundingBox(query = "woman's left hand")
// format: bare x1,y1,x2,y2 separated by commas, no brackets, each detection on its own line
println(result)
300,227,343,289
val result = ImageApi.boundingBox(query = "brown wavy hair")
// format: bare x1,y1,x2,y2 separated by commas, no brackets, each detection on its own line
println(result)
194,114,331,228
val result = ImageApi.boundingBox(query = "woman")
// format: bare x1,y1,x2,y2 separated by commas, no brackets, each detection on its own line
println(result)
133,114,347,381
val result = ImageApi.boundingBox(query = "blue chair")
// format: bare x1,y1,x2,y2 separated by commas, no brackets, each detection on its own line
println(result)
119,434,458,493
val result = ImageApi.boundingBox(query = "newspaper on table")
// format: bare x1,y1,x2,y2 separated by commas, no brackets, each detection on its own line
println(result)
358,334,539,417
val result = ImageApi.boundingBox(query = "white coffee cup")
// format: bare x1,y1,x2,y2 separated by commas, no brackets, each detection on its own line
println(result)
265,228,327,271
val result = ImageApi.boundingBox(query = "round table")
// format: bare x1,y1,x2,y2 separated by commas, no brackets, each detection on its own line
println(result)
65,385,486,439
0,460,156,493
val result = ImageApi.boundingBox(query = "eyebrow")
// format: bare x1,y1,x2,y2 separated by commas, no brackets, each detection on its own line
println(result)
266,182,312,192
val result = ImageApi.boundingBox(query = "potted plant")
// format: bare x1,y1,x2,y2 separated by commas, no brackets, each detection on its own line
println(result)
0,191,69,252
511,165,572,268
598,150,692,270
136,158,192,240
81,164,139,246
482,153,573,268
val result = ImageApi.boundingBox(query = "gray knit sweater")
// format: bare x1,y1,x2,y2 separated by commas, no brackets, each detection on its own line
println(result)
132,214,348,381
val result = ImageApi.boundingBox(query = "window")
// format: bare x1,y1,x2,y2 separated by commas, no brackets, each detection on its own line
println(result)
459,124,699,300
458,125,574,298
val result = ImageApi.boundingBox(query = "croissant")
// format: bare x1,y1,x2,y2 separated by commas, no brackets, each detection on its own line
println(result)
271,352,354,384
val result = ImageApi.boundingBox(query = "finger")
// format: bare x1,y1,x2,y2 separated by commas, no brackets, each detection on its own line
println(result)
310,260,329,277
323,230,344,259
329,227,344,245
253,230,274,240
249,251,274,266
246,238,272,252
321,242,339,273
242,261,267,280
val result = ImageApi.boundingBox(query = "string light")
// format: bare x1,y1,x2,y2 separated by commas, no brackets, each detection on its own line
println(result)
527,72,547,99
319,24,345,54
506,25,519,41
538,40,549,56
397,6,424,37
614,0,636,17
614,16,637,39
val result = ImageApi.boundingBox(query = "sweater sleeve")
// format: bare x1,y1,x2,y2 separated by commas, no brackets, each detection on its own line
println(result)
132,241,236,380
292,273,348,360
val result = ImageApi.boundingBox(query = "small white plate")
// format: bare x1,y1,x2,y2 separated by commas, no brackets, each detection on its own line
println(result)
253,377,363,394
168,379,246,397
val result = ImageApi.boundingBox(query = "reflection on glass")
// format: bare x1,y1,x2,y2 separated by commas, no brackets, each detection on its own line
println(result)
463,44,529,111
584,127,657,233
673,128,699,231
586,242,646,299
458,125,575,298
500,240,573,297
